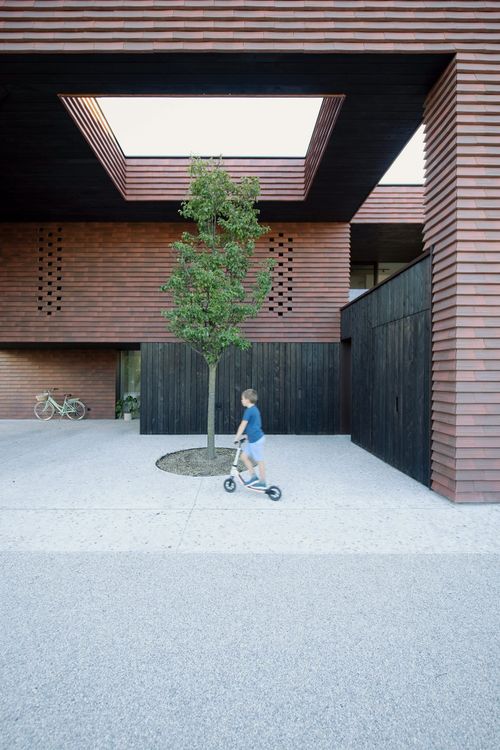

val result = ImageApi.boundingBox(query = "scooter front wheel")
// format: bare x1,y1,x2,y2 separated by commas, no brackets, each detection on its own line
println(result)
223,477,236,493
266,486,282,501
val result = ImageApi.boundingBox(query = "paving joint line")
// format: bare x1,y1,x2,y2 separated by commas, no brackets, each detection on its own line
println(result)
175,478,203,551
0,505,484,512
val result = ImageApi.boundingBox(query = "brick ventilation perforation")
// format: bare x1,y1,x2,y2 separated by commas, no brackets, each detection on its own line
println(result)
37,226,63,316
268,233,293,317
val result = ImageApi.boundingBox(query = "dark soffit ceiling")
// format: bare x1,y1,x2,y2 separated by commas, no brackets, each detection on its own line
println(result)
0,52,451,222
351,223,424,264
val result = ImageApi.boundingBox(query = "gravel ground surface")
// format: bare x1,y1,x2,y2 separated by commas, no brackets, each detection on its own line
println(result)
156,447,245,476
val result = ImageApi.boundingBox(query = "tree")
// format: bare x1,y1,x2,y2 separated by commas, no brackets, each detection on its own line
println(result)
160,158,273,460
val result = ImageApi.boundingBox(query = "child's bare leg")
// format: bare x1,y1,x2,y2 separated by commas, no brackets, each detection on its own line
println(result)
241,453,256,476
257,461,266,483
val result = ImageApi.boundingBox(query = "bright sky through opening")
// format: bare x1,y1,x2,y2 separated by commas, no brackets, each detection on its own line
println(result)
97,97,324,158
379,125,424,184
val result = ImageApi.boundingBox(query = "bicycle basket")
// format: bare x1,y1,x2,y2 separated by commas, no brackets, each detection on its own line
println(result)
36,392,49,401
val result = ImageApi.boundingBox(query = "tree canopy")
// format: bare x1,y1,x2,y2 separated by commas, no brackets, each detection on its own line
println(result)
161,158,273,366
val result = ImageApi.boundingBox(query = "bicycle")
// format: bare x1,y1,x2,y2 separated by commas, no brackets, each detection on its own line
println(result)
34,389,86,421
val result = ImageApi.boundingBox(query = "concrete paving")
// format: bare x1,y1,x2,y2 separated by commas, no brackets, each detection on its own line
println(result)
1,420,499,749
0,420,499,553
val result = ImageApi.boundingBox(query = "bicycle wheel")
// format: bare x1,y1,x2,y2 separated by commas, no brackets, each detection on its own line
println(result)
67,400,86,420
34,400,55,421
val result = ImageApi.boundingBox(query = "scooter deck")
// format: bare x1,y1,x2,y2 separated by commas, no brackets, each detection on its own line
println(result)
235,472,268,493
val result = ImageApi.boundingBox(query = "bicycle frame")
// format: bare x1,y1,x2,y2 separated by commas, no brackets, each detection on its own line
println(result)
45,394,78,416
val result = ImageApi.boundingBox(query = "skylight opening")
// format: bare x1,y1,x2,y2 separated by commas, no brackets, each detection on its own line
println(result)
379,124,424,185
96,97,324,158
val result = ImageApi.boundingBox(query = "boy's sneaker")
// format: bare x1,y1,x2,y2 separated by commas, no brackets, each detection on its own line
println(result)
250,480,268,491
243,475,258,486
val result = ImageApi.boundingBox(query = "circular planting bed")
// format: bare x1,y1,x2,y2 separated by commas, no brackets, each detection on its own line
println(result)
156,447,245,477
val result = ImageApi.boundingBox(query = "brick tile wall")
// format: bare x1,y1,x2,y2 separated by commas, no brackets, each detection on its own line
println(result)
353,186,425,224
424,52,500,503
0,2,497,53
0,349,117,419
0,222,350,344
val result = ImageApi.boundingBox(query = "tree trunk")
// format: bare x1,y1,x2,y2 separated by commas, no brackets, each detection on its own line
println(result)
207,361,217,460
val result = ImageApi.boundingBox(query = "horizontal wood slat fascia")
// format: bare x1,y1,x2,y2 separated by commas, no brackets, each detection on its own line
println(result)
0,2,499,52
0,349,117,419
61,96,127,195
0,221,349,344
60,95,343,202
303,97,344,198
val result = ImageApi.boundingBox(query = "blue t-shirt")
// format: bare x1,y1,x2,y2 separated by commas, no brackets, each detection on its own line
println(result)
243,405,264,444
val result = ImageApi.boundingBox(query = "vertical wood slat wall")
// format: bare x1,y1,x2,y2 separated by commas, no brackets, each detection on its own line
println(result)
0,349,117,419
140,342,340,435
341,254,431,486
0,222,349,345
424,52,500,502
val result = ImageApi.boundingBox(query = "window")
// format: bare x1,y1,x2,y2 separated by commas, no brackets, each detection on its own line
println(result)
350,262,407,297
118,351,141,400
350,264,375,290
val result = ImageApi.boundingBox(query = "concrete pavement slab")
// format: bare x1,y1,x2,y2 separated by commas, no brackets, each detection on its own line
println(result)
0,510,190,552
1,421,499,553
0,421,202,510
178,507,500,554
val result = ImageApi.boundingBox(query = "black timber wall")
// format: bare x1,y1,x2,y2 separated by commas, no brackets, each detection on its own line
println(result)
341,252,431,485
141,342,340,435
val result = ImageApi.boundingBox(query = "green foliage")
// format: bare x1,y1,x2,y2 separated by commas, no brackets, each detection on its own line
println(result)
160,158,273,366
116,395,140,418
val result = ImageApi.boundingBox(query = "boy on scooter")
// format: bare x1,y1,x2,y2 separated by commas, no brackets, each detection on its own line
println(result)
234,388,266,489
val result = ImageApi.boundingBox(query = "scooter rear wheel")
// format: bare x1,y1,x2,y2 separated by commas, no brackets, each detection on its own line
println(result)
266,486,282,501
223,478,236,493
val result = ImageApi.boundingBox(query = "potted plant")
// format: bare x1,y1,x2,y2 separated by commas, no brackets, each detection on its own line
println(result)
116,395,140,421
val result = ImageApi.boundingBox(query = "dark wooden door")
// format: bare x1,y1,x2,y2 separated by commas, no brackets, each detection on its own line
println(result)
371,313,430,485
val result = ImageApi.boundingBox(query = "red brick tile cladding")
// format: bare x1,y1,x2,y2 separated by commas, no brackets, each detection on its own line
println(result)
0,2,497,53
0,223,349,344
423,53,500,503
0,349,117,419
353,186,425,225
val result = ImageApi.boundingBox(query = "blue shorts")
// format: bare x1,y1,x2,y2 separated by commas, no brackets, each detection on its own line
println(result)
243,436,266,463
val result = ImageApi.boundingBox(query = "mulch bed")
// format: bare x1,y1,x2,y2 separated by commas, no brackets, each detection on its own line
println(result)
156,447,246,477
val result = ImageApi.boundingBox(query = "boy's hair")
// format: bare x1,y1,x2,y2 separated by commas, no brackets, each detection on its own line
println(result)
242,388,258,404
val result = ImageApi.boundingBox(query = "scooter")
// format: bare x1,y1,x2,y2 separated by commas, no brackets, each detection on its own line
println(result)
223,436,282,501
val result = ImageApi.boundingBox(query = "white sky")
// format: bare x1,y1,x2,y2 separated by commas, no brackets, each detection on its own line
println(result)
97,97,323,158
379,125,424,184
97,97,424,183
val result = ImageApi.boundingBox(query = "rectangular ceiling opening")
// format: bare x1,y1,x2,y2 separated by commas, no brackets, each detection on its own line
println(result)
96,97,324,158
